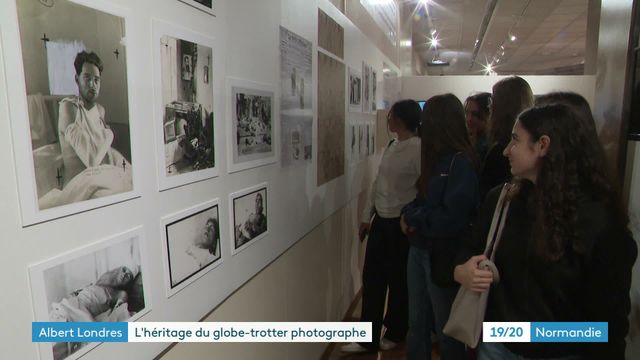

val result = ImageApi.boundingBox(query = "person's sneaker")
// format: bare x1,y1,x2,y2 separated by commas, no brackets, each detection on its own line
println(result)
379,338,397,351
340,342,368,353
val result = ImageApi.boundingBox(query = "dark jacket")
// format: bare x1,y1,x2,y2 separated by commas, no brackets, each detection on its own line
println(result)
479,142,510,201
402,152,479,249
458,184,637,359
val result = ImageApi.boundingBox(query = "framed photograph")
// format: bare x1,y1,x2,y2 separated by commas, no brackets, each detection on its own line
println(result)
161,199,222,297
178,0,215,17
6,0,139,225
152,20,219,190
29,227,149,360
349,121,358,164
362,62,371,115
348,67,362,112
280,26,313,167
371,70,378,113
226,78,278,173
229,183,268,255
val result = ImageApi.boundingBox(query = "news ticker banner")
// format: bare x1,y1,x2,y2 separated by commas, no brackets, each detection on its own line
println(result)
483,322,608,343
33,322,371,343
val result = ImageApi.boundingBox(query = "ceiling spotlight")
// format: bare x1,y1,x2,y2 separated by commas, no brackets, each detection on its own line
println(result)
400,39,412,47
510,35,517,41
429,37,439,48
431,29,437,35
483,63,494,75
419,0,430,5
500,45,505,50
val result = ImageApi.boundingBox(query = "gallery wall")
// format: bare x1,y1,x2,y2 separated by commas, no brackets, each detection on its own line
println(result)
0,0,396,359
400,75,597,108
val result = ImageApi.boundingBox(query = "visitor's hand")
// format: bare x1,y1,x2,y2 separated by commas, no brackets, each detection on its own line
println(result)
400,215,415,235
358,222,370,242
454,255,493,292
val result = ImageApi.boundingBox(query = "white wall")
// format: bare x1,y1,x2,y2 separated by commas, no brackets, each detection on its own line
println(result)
0,0,394,359
400,75,597,107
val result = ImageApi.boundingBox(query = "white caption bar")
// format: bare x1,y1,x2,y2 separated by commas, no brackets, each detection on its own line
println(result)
128,322,371,342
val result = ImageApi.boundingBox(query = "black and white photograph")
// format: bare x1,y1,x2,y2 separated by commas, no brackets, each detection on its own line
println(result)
163,200,221,297
11,0,137,224
349,123,358,163
227,78,277,173
29,228,148,360
153,21,218,190
362,62,371,116
368,122,376,155
230,184,268,254
178,0,215,16
371,70,378,112
280,26,313,167
359,123,367,159
348,67,362,112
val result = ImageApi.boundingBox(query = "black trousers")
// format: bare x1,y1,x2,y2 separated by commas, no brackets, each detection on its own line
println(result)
360,214,410,348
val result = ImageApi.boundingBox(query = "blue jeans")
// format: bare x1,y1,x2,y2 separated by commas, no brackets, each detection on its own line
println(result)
406,246,465,360
478,343,583,360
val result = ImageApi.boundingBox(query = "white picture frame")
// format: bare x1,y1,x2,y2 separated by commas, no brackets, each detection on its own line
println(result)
226,78,278,173
152,20,220,191
28,226,150,360
177,0,215,17
229,183,268,255
5,0,140,225
161,198,223,298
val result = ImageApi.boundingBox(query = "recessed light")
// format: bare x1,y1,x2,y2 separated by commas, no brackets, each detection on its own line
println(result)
510,35,517,41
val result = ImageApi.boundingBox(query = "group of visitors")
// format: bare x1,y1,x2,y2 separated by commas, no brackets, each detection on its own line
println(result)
341,76,637,360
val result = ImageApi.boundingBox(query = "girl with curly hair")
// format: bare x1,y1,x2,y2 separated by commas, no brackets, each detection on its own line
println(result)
455,103,637,359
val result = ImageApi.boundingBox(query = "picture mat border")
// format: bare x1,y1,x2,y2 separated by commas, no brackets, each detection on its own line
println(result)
228,182,269,256
28,226,150,360
225,77,279,174
177,0,216,17
152,19,220,191
161,198,223,298
2,0,141,226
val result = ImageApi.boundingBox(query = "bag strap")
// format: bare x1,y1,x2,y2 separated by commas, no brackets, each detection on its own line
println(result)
483,184,511,259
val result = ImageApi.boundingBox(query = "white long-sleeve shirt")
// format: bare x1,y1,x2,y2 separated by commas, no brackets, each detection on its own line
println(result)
361,136,421,222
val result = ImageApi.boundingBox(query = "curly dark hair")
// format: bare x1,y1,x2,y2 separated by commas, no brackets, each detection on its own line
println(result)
74,51,104,75
516,104,626,260
419,93,476,194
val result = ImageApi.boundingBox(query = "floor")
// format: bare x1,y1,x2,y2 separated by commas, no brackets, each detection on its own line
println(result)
322,298,441,360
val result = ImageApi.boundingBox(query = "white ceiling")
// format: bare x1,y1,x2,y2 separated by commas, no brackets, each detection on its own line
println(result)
405,0,592,75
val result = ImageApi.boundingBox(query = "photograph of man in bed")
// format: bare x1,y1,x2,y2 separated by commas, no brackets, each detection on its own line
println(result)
58,51,130,183
35,49,133,210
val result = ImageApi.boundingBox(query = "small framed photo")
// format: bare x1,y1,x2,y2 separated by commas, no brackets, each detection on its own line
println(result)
7,0,139,225
178,0,215,17
226,78,278,173
29,227,149,360
348,67,362,112
152,20,219,190
229,183,268,255
161,199,222,297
